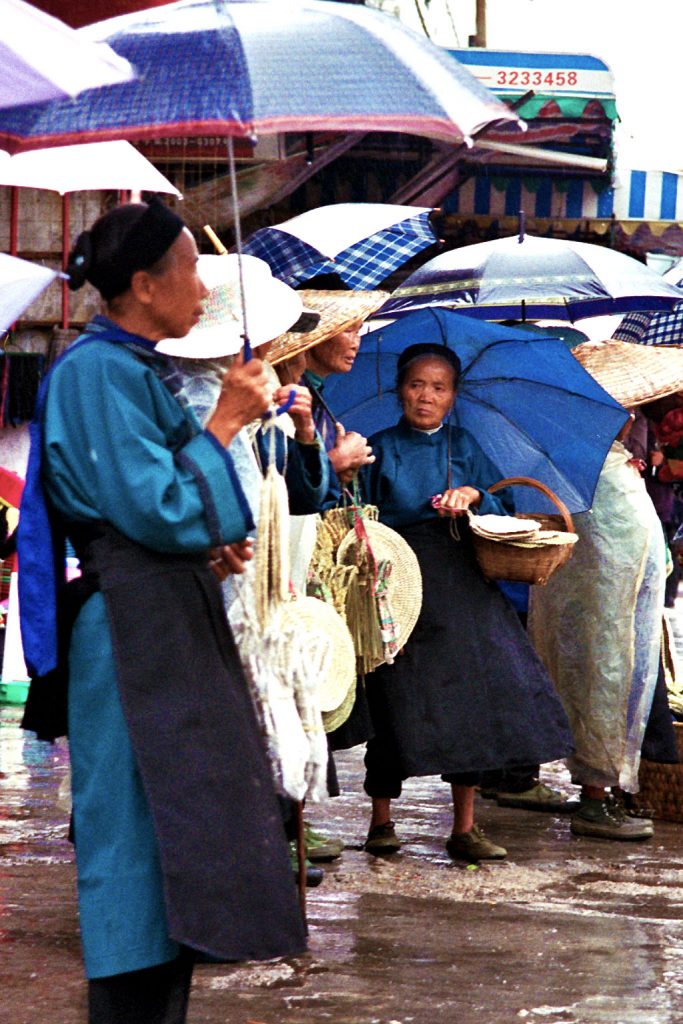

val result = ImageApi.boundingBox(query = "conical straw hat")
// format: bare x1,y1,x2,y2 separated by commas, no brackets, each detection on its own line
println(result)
267,289,389,365
572,338,683,407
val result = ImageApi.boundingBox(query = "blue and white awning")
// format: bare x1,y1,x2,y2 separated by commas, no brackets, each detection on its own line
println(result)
447,168,683,224
613,170,683,221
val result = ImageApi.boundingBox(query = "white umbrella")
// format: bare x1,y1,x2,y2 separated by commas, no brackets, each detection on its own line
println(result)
0,253,63,334
0,140,180,196
0,0,136,110
1,140,181,328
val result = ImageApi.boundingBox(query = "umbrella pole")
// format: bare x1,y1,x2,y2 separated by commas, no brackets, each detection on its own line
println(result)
61,194,70,330
6,187,20,335
226,135,251,361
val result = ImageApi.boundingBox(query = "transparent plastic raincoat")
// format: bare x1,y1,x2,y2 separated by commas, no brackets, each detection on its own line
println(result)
528,441,666,792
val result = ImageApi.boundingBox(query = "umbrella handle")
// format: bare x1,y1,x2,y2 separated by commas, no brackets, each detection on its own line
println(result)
262,388,297,421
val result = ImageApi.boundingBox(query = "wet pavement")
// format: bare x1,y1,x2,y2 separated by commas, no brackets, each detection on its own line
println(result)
2,700,683,1024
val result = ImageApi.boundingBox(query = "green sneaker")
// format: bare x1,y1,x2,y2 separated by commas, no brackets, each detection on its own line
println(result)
609,789,655,822
304,823,344,862
570,798,654,841
496,782,579,813
364,821,401,855
289,841,324,887
446,824,507,862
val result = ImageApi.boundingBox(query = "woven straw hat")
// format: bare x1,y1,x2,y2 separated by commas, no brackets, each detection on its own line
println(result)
267,289,389,365
572,338,683,407
336,519,422,652
322,675,357,733
276,595,356,713
156,254,303,359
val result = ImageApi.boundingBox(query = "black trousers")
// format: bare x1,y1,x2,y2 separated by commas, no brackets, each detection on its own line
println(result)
479,764,540,793
364,734,479,799
88,951,194,1024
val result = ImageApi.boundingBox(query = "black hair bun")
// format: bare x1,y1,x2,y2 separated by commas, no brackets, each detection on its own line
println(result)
66,231,93,291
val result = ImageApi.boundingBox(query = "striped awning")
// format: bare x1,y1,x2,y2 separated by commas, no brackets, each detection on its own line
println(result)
447,169,683,224
614,169,683,221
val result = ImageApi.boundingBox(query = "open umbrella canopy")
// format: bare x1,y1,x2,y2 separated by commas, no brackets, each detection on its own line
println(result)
378,234,683,323
0,253,63,333
241,203,438,289
664,259,683,288
0,0,522,153
323,308,630,514
0,0,136,110
0,139,180,195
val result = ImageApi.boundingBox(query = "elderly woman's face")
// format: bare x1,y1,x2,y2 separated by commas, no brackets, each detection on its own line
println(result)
141,228,209,340
399,356,456,431
305,321,363,377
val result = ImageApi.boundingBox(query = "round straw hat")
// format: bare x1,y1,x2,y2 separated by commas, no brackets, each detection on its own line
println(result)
572,338,683,407
266,289,390,366
322,674,358,733
276,595,356,713
336,519,422,652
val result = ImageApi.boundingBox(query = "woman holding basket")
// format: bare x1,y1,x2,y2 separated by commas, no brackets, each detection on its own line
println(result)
357,343,574,861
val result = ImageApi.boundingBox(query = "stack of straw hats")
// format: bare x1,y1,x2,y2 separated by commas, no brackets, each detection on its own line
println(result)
276,596,356,728
336,519,423,670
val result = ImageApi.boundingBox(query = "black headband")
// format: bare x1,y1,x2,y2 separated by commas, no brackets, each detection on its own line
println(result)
68,197,185,301
397,342,462,378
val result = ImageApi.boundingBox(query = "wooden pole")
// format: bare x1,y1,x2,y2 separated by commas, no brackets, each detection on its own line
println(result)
469,0,487,47
295,799,308,928
9,187,19,256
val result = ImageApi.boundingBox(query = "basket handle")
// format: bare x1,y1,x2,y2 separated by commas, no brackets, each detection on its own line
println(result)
487,477,574,534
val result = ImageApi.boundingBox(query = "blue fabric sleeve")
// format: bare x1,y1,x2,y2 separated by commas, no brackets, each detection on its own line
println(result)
43,341,254,553
254,427,330,514
460,430,515,516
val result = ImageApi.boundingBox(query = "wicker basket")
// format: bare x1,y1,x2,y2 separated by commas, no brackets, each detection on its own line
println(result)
471,476,577,587
638,722,683,822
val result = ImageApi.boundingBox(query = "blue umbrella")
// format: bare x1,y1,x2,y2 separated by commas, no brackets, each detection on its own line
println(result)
378,234,683,322
0,0,520,153
241,203,438,290
323,308,630,514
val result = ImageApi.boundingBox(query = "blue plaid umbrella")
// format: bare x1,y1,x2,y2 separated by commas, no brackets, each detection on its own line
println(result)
611,257,683,344
0,0,520,153
613,308,683,345
324,309,630,514
242,204,438,289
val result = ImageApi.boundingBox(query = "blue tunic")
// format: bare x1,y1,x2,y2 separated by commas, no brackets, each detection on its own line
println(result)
38,319,306,978
358,418,514,526
357,418,574,779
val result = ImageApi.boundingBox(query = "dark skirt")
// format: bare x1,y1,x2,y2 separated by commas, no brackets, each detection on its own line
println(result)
73,522,306,966
364,518,574,779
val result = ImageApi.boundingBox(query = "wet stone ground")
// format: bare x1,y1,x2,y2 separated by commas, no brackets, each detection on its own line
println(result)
2,702,683,1024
